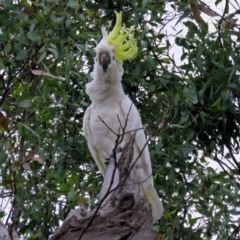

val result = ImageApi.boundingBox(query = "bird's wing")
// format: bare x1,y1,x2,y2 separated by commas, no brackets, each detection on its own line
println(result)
120,97,163,223
120,97,153,180
83,106,106,176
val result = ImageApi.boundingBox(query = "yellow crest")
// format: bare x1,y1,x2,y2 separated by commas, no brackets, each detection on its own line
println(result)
106,11,138,61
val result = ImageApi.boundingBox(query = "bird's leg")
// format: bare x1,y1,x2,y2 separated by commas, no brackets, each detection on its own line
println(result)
104,157,111,165
105,147,123,165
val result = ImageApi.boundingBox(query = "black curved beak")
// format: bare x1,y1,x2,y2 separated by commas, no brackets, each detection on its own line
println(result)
100,53,110,72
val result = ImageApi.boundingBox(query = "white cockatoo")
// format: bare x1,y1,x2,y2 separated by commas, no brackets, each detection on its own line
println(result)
83,11,163,223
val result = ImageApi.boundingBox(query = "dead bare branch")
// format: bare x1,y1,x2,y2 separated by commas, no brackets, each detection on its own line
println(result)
50,134,157,240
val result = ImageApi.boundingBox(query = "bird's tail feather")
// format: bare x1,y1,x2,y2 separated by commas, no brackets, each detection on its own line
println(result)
146,185,164,223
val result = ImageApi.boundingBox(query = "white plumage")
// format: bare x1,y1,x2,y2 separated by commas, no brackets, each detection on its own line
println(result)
83,27,163,223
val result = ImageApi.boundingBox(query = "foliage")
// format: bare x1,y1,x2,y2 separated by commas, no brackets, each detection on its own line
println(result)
0,0,240,239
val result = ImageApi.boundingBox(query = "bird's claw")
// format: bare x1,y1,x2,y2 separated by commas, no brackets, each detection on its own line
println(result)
105,147,123,165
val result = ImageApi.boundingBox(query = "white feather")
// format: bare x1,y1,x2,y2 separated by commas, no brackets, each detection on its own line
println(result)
101,27,108,37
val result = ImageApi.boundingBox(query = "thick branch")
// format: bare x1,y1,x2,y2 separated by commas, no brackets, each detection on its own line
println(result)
0,221,19,240
50,135,157,240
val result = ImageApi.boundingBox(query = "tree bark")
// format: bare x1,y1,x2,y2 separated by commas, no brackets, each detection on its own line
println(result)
50,135,157,240
0,221,19,240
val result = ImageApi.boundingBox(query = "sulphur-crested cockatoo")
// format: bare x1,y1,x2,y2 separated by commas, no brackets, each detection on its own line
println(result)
83,11,163,223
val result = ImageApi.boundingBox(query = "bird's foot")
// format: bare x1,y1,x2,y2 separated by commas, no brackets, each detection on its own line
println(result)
105,157,111,165
105,147,123,165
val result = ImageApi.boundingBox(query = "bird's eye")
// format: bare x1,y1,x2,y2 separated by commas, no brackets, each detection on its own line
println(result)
113,56,115,61
95,57,98,62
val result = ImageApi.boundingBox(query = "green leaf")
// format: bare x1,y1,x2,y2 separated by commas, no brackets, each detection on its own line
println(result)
175,37,187,47
187,131,194,141
134,62,143,77
27,31,41,42
210,141,216,150
180,147,194,156
196,44,205,71
45,29,53,35
211,97,221,107
4,44,12,53
148,85,155,92
171,124,185,128
0,211,4,218
79,14,85,22
142,0,149,8
180,113,189,123
184,86,198,104
228,83,237,89
198,89,205,105
16,50,28,60
0,60,5,70
37,51,47,64
22,162,31,170
32,211,43,222
175,9,191,26
80,100,89,107
222,187,234,197
67,0,80,9
67,188,77,201
79,32,96,40
48,48,59,60
18,99,31,108
65,18,72,29
145,56,156,70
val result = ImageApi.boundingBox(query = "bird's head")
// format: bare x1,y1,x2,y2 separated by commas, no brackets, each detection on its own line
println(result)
92,12,138,80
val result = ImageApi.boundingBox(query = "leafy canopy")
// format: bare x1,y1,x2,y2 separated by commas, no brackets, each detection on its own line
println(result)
0,0,240,239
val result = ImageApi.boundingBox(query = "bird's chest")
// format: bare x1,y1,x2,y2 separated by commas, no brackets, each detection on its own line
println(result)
90,102,126,137
89,102,129,157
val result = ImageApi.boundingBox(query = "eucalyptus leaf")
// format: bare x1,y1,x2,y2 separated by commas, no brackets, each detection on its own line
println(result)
0,1,239,239
18,99,31,108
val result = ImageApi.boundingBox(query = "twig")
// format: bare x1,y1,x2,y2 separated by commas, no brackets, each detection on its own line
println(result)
228,150,240,174
218,160,234,180
119,127,144,135
98,116,118,136
217,0,229,48
117,114,124,130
